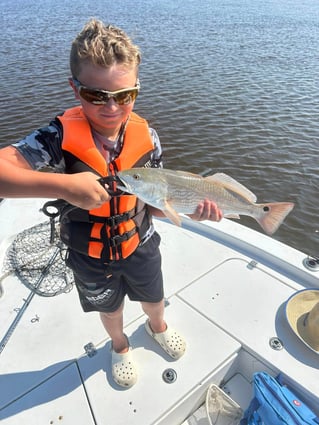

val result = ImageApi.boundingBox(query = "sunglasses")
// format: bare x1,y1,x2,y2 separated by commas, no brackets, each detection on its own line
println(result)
72,78,140,105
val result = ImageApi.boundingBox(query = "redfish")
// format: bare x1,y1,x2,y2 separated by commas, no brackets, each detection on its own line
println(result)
117,168,294,235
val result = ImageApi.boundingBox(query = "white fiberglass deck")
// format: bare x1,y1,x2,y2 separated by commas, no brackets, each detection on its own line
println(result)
0,198,318,424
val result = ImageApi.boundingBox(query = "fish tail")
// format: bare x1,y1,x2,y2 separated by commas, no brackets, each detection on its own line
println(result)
256,202,294,235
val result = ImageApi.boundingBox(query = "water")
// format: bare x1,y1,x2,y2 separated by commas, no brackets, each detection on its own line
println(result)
1,0,318,255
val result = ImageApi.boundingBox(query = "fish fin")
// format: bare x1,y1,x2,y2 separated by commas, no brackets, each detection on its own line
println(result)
256,202,294,235
175,170,200,178
163,201,182,226
206,173,257,203
224,213,240,219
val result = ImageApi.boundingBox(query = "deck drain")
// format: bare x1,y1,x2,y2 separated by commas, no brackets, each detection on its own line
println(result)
162,368,177,383
303,256,319,272
269,337,283,350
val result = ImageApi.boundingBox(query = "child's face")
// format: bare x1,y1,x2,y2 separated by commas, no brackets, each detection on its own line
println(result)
70,62,138,137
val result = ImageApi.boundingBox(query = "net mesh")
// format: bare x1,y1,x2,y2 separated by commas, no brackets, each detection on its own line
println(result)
1,220,74,297
206,384,243,425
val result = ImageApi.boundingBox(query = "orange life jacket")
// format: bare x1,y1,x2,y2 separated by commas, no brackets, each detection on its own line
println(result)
57,106,155,261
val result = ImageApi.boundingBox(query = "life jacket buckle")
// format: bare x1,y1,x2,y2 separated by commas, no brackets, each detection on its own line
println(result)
107,213,127,227
109,228,137,247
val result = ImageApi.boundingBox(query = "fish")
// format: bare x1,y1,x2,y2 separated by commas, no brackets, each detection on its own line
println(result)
116,168,294,235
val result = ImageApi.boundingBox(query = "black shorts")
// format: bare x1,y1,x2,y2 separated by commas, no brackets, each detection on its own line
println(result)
66,231,163,313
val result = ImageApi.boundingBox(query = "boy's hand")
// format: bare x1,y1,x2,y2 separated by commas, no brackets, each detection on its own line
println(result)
63,172,111,210
187,199,223,222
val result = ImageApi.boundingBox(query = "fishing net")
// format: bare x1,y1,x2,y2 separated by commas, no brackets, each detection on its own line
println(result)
183,384,243,425
205,384,243,425
0,220,74,297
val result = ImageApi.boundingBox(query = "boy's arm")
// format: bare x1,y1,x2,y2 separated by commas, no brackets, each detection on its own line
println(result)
0,146,111,210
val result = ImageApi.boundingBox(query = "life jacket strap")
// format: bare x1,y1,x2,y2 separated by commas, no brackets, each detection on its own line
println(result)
108,228,138,248
90,208,136,226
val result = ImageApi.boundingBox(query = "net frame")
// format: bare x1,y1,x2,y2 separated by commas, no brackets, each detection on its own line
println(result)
1,220,74,297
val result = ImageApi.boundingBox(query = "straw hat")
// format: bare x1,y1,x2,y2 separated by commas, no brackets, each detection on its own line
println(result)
285,289,319,353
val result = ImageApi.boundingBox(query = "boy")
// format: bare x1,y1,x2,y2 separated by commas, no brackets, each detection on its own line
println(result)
0,19,222,388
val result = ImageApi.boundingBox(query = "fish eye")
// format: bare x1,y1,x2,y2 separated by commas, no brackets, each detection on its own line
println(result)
132,174,141,180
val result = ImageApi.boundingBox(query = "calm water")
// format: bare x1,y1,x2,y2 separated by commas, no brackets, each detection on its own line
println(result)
1,0,319,255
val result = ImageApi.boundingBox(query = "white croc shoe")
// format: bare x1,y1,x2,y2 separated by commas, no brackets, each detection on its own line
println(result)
145,320,186,359
111,338,137,388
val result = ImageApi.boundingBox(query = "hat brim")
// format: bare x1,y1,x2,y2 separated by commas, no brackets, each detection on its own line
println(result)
285,289,319,354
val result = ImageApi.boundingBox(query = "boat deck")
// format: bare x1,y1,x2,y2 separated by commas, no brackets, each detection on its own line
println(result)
0,199,318,424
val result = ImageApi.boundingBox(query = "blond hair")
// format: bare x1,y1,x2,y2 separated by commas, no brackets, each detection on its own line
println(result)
70,18,141,78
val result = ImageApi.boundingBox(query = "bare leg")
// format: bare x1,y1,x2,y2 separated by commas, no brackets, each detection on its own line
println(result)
100,302,128,353
141,299,167,333
102,301,138,387
142,298,186,359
